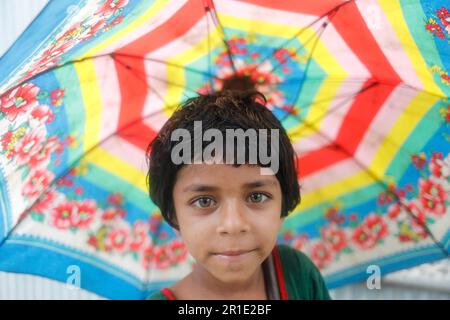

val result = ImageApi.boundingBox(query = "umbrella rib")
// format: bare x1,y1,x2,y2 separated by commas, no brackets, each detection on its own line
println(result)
113,55,201,95
113,52,221,80
267,18,329,76
248,0,353,75
277,23,330,125
205,0,238,74
205,5,216,92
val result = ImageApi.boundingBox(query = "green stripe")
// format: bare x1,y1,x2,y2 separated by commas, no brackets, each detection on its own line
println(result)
83,163,157,214
400,0,450,96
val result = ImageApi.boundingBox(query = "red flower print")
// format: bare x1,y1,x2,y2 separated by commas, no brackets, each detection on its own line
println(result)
14,129,45,165
82,19,106,41
50,89,65,106
106,228,130,252
22,169,54,198
441,73,450,83
101,207,126,221
142,244,153,269
169,239,188,264
109,15,123,26
388,204,401,220
364,213,388,241
31,104,54,123
429,152,444,178
28,136,60,169
425,20,445,39
436,7,450,26
52,201,78,230
71,200,97,228
292,234,308,250
321,224,347,252
32,189,57,213
42,41,74,61
0,83,40,121
129,221,150,252
419,179,447,216
149,214,163,233
273,48,294,64
352,224,377,250
107,192,123,206
411,153,426,170
1,131,13,152
398,210,428,242
96,0,129,17
152,245,173,269
310,241,334,269
282,230,294,241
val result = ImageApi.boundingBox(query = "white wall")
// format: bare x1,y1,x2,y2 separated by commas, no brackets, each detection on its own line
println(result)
0,0,49,57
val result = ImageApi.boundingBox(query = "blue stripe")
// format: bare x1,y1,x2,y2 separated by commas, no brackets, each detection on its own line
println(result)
0,163,12,240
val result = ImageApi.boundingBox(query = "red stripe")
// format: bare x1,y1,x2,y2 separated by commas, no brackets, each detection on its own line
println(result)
161,288,177,300
332,3,401,84
116,0,206,56
114,56,158,150
298,144,349,177
273,246,289,300
238,0,347,16
113,1,207,151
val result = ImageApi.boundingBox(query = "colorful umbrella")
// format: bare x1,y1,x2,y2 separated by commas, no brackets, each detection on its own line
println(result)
0,0,449,299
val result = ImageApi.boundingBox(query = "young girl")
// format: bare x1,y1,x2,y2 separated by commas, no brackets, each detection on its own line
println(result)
145,90,331,300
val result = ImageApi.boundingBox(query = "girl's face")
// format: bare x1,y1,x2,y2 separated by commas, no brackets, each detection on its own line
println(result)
172,163,283,286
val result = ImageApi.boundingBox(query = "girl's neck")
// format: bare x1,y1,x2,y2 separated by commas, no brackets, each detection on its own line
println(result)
173,265,267,300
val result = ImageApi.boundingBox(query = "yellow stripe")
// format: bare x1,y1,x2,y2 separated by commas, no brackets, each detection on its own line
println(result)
291,91,439,214
79,0,170,59
74,59,102,153
83,147,148,193
378,0,444,96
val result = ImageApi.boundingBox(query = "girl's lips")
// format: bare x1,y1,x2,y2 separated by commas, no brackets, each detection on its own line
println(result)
213,249,255,260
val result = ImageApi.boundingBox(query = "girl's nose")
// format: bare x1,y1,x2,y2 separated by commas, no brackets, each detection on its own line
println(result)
216,199,250,235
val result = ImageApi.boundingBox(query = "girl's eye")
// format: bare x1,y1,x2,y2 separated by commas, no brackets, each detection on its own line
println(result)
248,192,269,203
192,197,216,208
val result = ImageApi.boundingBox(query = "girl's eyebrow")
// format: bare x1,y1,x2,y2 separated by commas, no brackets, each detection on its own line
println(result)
183,179,277,192
243,179,277,189
183,184,219,192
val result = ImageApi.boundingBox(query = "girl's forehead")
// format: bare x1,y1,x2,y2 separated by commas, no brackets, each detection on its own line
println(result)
175,163,279,189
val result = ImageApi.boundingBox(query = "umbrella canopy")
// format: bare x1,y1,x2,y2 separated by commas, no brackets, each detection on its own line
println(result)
0,0,449,299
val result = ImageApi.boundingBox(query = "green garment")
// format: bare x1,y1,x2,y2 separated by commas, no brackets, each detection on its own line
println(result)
146,244,331,300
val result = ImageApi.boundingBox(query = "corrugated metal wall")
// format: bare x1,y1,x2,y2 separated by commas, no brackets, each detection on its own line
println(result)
0,0,449,300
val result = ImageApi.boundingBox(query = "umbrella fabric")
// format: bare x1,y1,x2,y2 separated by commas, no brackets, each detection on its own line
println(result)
0,0,449,299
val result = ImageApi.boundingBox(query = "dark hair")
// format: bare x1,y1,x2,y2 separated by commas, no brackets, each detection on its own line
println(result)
146,90,300,229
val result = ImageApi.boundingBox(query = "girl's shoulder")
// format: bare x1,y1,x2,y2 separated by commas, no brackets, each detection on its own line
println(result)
275,244,331,300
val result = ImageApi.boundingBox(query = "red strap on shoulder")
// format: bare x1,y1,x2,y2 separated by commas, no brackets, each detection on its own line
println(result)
161,288,177,300
273,246,289,300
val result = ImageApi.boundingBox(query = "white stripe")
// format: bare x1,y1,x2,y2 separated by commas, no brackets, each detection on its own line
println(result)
355,0,423,88
94,55,122,142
